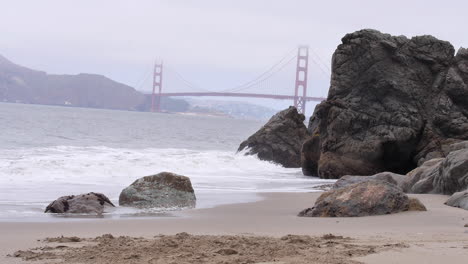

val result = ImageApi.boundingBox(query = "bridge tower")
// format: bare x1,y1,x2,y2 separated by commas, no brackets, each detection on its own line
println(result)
151,61,163,112
294,46,309,115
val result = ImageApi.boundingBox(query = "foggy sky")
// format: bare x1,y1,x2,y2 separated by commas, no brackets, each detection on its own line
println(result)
1,0,467,114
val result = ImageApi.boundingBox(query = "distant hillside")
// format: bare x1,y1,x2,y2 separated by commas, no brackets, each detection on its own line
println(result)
0,55,150,110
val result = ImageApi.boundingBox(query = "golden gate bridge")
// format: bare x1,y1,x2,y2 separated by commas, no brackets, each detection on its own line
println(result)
144,46,328,115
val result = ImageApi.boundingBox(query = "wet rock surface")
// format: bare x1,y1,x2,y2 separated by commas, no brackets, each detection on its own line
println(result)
119,172,196,209
44,192,115,214
238,106,309,168
298,181,413,217
302,29,468,179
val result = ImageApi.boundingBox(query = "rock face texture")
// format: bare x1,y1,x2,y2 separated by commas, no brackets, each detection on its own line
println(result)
302,29,468,179
119,172,196,209
298,181,412,217
445,190,468,210
434,148,468,194
404,158,444,193
332,172,405,190
44,192,115,214
238,107,309,168
406,146,468,194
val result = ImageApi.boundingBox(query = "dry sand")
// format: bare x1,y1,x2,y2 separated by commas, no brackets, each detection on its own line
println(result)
1,192,467,263
9,233,408,264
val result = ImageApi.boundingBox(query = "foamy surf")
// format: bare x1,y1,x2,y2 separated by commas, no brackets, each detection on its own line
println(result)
0,146,335,221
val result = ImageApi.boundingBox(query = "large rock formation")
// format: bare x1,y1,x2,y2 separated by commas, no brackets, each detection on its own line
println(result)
119,172,196,209
302,29,468,179
238,107,309,168
44,192,115,214
298,181,423,217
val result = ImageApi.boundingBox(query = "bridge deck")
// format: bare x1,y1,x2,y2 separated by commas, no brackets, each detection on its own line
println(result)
151,92,326,102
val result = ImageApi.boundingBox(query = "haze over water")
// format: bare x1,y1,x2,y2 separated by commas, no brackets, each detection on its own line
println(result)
0,102,333,221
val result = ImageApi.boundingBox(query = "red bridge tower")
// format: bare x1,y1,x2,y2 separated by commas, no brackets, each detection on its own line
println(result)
151,62,163,112
294,46,309,115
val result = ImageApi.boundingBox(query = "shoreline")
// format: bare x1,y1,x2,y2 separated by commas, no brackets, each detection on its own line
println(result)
0,191,266,223
1,192,468,263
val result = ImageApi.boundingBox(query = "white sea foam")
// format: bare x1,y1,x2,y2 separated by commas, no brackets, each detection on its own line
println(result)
0,146,334,221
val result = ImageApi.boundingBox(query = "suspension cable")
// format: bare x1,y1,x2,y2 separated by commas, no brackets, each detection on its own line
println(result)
220,47,297,92
309,48,331,76
227,54,297,93
133,66,153,91
164,65,212,92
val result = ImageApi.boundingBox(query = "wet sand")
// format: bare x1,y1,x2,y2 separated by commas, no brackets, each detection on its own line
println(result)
1,192,467,263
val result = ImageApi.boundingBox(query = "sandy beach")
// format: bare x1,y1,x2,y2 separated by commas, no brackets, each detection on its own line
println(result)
1,192,467,263
2,1,468,263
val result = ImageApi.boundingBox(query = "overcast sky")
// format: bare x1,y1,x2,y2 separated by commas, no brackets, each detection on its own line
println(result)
1,0,467,114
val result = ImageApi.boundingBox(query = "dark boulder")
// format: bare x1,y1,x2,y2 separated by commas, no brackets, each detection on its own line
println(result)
45,192,115,214
119,172,196,209
298,181,412,217
238,106,309,168
445,190,468,210
302,29,468,179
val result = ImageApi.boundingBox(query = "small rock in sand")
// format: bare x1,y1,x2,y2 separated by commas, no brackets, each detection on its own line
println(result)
215,248,238,255
119,172,196,209
322,234,344,240
45,236,81,243
44,192,115,214
299,181,411,217
408,197,427,211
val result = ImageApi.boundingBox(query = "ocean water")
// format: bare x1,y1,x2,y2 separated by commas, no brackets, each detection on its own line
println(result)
0,102,334,221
